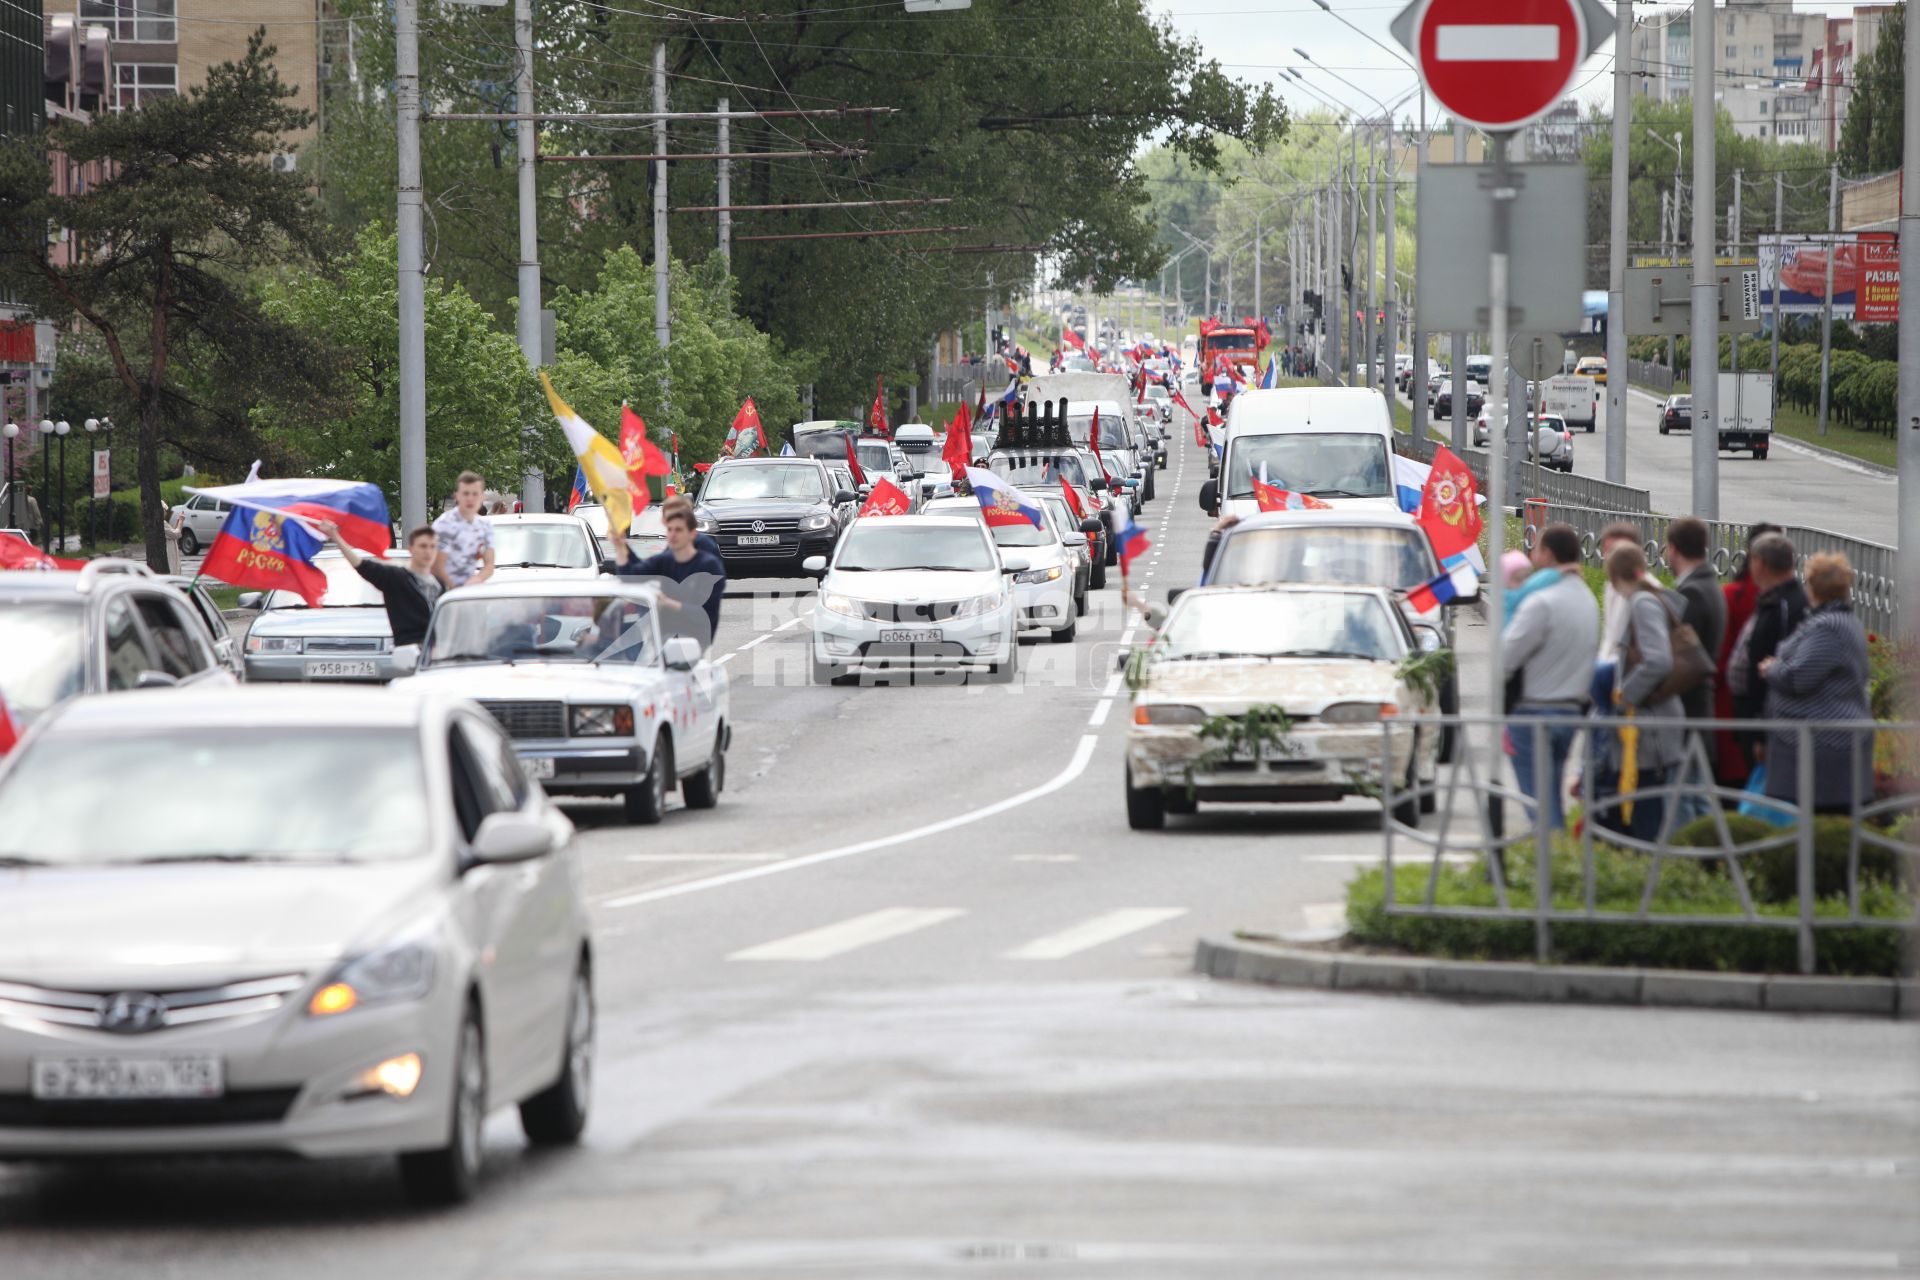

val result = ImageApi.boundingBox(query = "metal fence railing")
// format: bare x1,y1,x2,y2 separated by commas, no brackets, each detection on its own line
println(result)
1627,358,1678,394
1531,503,1903,640
1379,715,1918,975
1394,434,1655,515
932,363,987,407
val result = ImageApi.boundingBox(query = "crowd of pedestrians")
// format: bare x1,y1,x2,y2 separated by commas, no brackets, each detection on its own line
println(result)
1500,516,1877,841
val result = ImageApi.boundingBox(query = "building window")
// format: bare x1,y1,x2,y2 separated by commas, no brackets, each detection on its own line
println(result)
1759,100,1768,114
80,0,176,43
1725,44,1737,58
114,63,178,110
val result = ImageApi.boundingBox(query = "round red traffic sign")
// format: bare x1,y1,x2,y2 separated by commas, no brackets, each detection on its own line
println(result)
1412,0,1586,134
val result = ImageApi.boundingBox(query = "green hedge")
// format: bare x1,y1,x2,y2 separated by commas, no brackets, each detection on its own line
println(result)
1629,335,1901,436
1346,838,1909,977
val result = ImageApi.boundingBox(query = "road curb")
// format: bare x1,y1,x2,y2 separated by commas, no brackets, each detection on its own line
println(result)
1194,936,1913,1018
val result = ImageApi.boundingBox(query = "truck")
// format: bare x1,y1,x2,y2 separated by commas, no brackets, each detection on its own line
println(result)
1197,319,1261,385
1540,375,1600,433
1714,372,1774,459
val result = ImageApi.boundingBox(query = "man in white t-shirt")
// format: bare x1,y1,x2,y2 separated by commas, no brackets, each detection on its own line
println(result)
431,470,496,589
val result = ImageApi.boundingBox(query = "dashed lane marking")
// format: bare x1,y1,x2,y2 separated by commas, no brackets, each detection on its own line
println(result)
1088,697,1114,727
728,907,965,961
1003,908,1189,961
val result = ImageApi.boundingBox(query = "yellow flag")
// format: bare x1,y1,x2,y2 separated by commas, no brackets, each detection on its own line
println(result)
540,373,633,534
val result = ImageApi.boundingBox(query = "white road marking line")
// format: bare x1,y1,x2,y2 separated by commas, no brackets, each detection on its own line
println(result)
1088,697,1114,727
1004,908,1189,961
602,734,1101,908
623,853,785,863
728,907,964,961
1013,853,1079,862
1435,23,1560,62
777,614,806,630
1101,672,1123,698
716,653,736,664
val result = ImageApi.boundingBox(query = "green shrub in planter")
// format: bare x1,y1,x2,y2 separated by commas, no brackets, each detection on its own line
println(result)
1668,813,1904,902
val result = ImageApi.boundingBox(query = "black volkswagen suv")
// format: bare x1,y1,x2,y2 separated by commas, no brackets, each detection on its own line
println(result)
693,457,856,579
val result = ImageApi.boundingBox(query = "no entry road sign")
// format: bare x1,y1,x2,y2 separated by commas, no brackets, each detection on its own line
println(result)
1391,0,1614,134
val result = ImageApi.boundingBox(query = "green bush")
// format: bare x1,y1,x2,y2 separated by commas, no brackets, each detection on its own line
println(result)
1347,838,1909,977
1668,813,1905,902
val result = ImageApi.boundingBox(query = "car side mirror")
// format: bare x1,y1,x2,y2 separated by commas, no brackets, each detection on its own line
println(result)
833,489,857,505
237,592,263,610
1198,479,1218,515
858,484,872,497
135,670,179,690
1144,603,1169,629
1166,586,1188,605
1088,477,1108,492
1001,553,1032,574
1412,624,1444,654
600,557,619,575
390,643,421,676
470,812,554,864
801,555,827,576
662,635,700,671
1079,517,1103,535
1062,532,1087,547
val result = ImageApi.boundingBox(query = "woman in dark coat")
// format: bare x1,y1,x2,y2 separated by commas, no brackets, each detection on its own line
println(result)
1760,552,1873,813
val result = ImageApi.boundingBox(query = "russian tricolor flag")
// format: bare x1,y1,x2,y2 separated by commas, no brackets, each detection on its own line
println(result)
1405,563,1479,614
1116,517,1150,576
963,466,1045,530
193,478,391,607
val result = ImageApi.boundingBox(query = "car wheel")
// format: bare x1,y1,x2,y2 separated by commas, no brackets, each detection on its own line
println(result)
623,736,671,825
1163,787,1197,817
178,527,201,556
519,960,592,1146
1143,473,1156,503
1049,614,1077,643
1585,423,1595,433
1090,559,1106,590
399,1003,486,1206
983,641,1019,683
1125,766,1166,830
1754,448,1768,461
1103,530,1118,567
1388,756,1421,830
681,730,724,810
1659,423,1668,434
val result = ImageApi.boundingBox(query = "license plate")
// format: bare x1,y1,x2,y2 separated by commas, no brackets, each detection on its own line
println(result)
521,756,556,781
736,534,780,546
32,1054,223,1100
879,628,941,644
307,659,377,679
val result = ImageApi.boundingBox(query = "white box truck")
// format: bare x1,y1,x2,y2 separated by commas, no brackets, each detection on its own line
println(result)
1715,372,1774,459
1541,375,1600,432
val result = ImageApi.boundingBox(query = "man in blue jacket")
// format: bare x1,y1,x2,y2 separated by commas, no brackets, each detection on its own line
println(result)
606,495,726,650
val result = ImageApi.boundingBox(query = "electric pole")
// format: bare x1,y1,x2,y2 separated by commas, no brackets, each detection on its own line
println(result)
1604,0,1629,483
396,0,427,530
514,0,543,512
1688,0,1718,520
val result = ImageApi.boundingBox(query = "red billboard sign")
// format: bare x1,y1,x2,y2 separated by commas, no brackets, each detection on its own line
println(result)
1856,233,1899,324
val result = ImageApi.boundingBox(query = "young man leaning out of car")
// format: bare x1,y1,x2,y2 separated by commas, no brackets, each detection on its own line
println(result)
318,520,442,648
606,496,727,650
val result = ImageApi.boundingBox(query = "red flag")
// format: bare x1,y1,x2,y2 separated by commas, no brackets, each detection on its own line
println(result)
1057,472,1087,522
1061,328,1085,352
841,431,867,488
726,398,766,458
942,402,973,474
1169,386,1196,419
1416,444,1483,562
1088,407,1110,483
868,377,890,438
620,402,670,514
1252,475,1331,512
858,477,910,517
0,532,84,571
0,686,15,757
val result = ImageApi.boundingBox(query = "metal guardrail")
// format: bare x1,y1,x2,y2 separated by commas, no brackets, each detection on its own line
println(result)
1532,502,1902,640
933,363,987,406
1627,357,1677,394
1393,433,1654,515
1380,714,1918,975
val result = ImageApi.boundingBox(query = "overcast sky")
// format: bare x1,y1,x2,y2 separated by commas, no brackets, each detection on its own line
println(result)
1154,0,1861,124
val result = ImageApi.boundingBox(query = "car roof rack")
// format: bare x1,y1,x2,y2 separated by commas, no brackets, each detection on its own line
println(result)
991,399,1075,453
76,558,156,591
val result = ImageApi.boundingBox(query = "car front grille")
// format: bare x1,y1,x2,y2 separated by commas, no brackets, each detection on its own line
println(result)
857,599,972,623
0,1089,301,1129
304,637,385,654
0,975,307,1034
478,699,566,740
716,517,802,535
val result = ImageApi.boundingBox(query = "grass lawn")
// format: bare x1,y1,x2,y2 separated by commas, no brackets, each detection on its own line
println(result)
1630,377,1897,470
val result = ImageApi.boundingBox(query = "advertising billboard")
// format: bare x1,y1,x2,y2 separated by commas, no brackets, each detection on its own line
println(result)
1757,232,1898,321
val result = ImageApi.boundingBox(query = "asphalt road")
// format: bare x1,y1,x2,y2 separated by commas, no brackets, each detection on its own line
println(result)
1401,381,1898,544
4,411,1915,1278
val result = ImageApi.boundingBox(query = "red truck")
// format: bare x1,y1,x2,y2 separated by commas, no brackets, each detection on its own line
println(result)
1197,318,1264,384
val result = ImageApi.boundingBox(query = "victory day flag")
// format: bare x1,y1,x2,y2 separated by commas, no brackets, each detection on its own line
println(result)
1252,476,1332,513
542,373,633,535
725,397,766,458
620,403,671,515
963,467,1045,530
858,477,910,518
1405,563,1479,614
0,532,85,571
942,402,973,475
1061,327,1085,351
868,378,890,438
841,431,868,488
1057,472,1087,523
195,477,391,607
1416,444,1483,563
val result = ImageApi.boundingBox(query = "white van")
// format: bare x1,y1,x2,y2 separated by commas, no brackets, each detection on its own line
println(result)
1540,375,1599,432
1200,387,1398,519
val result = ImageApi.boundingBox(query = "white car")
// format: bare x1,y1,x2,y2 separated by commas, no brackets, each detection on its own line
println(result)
482,513,607,579
805,515,1020,684
922,496,1077,642
1123,585,1440,830
573,504,667,561
400,579,730,825
0,688,592,1205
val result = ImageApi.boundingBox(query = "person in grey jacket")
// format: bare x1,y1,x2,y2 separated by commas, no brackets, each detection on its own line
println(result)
1596,543,1688,841
1502,523,1600,833
1759,552,1873,814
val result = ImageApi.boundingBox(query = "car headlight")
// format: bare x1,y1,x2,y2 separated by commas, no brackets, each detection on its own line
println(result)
694,512,716,533
571,703,634,736
949,591,1004,618
820,592,864,618
1319,701,1398,724
245,635,303,654
1133,703,1207,726
308,941,436,1016
799,510,833,532
1013,564,1063,584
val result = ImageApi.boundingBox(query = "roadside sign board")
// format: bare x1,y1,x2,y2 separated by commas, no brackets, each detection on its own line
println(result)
1508,331,1562,382
1415,163,1587,331
1624,267,1765,336
1391,0,1615,133
1857,235,1899,324
92,450,110,499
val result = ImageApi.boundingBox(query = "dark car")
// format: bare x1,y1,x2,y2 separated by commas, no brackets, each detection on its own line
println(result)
693,457,856,579
1659,395,1692,435
1433,378,1483,421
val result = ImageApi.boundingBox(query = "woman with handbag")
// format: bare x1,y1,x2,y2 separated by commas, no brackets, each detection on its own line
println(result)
1594,543,1692,842
1758,552,1873,815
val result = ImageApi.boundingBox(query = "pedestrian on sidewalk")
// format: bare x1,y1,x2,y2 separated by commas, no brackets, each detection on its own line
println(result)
431,471,495,589
1713,523,1782,788
1730,533,1810,772
316,520,442,648
1663,516,1728,815
8,479,41,547
1595,542,1688,842
1501,522,1600,834
1759,552,1872,815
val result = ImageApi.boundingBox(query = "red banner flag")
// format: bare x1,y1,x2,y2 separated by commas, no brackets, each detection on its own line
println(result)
724,398,766,458
868,377,890,437
942,402,974,474
858,477,910,518
1252,476,1331,512
1057,472,1087,522
1416,444,1483,562
841,431,867,488
0,532,84,572
620,402,670,514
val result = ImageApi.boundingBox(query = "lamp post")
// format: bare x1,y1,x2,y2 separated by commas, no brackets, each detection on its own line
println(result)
84,416,112,549
54,419,70,554
36,418,53,551
2,420,17,531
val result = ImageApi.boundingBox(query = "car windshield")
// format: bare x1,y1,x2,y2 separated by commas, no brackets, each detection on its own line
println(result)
703,464,826,502
265,556,390,610
1039,499,1078,535
1210,526,1435,591
1207,332,1256,350
855,444,894,475
492,521,595,568
0,729,432,864
1067,410,1131,450
987,516,1054,548
1146,386,1170,402
426,594,656,666
836,522,994,572
916,458,953,481
0,602,85,725
1224,434,1391,500
1159,591,1404,662
993,454,1088,489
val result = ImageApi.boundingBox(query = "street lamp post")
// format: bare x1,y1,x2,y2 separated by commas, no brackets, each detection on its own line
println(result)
2,420,16,531
84,416,112,549
36,418,53,551
54,419,70,553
